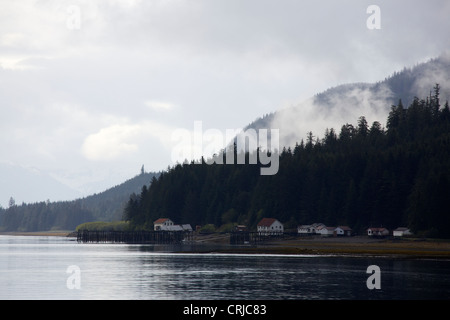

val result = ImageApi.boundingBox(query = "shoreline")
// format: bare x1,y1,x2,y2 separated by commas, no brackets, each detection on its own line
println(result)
2,231,449,259
186,237,450,259
0,231,74,237
205,243,450,259
184,234,450,259
189,233,450,258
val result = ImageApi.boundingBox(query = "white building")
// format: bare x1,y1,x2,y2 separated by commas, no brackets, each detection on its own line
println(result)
367,227,389,237
298,224,315,235
154,218,174,231
393,227,412,237
257,218,284,235
335,226,352,236
317,226,336,237
297,223,325,235
154,218,193,232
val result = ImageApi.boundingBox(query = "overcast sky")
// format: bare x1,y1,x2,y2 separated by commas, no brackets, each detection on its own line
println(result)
1,0,449,204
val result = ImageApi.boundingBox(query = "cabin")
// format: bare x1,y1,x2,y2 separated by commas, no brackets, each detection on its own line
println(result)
154,218,174,231
257,218,284,235
317,226,336,237
367,227,389,237
335,226,352,236
393,227,412,237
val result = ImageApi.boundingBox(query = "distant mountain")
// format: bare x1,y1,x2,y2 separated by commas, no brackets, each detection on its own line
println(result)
0,171,160,232
78,171,160,222
0,162,81,209
244,53,450,149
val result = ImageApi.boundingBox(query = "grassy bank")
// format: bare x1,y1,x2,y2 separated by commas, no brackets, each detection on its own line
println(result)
188,234,450,258
213,237,450,258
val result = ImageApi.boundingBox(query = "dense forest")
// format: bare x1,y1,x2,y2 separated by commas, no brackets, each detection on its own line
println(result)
125,85,450,238
0,171,159,232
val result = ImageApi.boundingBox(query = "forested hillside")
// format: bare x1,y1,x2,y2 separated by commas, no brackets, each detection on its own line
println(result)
125,86,450,238
0,171,159,232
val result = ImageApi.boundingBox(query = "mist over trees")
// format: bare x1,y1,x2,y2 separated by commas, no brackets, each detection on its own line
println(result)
245,55,450,151
125,85,450,238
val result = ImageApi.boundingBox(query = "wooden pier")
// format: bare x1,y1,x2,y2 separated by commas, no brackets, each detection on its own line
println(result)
77,230,193,244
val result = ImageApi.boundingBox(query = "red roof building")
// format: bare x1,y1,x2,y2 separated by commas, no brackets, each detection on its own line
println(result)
153,218,174,231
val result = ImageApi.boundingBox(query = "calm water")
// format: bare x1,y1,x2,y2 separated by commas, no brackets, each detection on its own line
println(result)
0,235,449,300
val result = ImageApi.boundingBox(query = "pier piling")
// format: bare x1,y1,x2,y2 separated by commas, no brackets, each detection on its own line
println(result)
77,230,193,244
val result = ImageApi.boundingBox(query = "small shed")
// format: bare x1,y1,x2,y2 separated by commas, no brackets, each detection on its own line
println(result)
335,226,352,236
181,224,193,232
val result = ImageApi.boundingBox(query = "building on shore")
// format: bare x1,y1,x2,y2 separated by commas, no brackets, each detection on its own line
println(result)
298,224,352,237
335,226,353,236
257,218,284,235
317,226,336,237
154,218,192,232
297,223,325,235
154,218,174,231
393,227,412,237
367,227,389,237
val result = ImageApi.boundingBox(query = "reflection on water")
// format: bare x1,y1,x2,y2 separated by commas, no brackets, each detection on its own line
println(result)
0,235,449,300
